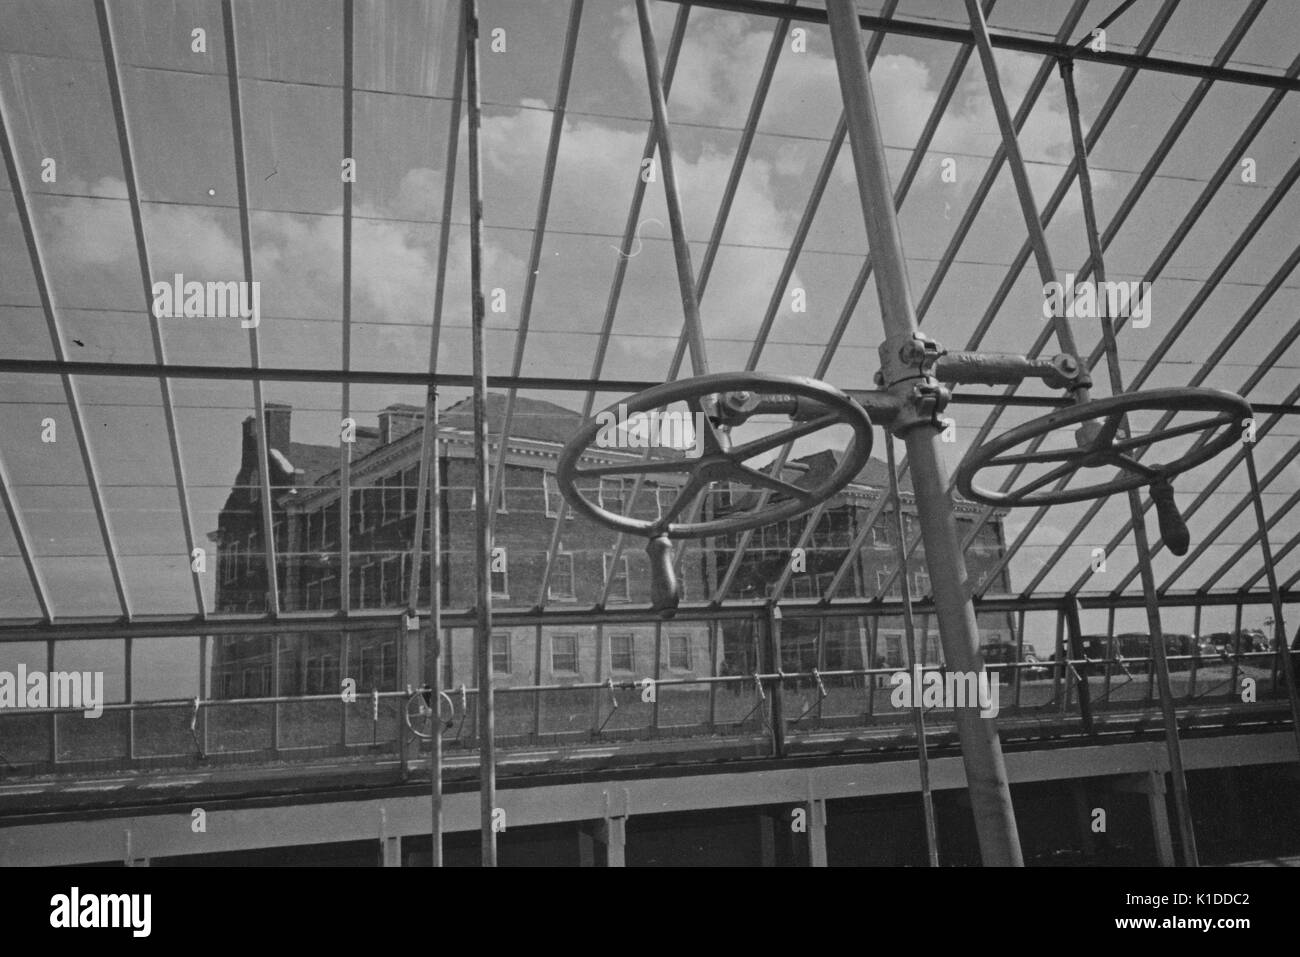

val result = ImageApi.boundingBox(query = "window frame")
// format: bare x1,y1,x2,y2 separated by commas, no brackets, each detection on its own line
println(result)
551,633,579,675
609,633,635,673
548,551,576,601
667,634,692,672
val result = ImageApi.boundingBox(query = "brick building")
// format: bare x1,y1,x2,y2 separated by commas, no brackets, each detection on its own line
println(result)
209,395,1013,704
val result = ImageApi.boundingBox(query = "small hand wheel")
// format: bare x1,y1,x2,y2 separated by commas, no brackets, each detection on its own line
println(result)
956,387,1251,507
556,372,874,539
405,688,455,740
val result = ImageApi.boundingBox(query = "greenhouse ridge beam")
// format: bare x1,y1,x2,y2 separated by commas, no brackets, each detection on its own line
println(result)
657,0,1300,92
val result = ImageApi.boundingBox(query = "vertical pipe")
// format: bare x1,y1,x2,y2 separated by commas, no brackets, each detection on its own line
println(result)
1060,58,1196,863
825,0,1021,866
462,0,495,867
430,402,443,867
768,604,785,757
887,439,939,866
1244,447,1300,758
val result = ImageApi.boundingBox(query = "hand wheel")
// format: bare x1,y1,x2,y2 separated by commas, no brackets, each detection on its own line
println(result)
556,372,874,614
405,687,455,740
956,387,1251,554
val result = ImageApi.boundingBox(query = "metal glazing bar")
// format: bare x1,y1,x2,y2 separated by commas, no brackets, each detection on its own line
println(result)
487,0,584,528
964,0,1086,376
635,0,709,377
952,0,1265,488
532,5,691,608
655,0,1299,92
1012,226,1300,599
96,0,204,616
924,1,1271,601
0,449,50,620
1196,487,1300,594
221,0,280,616
591,1,823,609
915,0,1089,323
822,0,1176,605
1242,445,1300,759
1071,0,1141,54
0,51,130,619
405,1,466,614
1062,60,1197,865
710,0,904,604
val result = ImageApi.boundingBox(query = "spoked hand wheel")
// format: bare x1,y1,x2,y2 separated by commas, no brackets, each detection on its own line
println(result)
956,387,1251,554
405,687,455,740
556,372,874,616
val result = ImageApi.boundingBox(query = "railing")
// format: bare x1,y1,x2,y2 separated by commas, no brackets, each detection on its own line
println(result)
1,649,1291,777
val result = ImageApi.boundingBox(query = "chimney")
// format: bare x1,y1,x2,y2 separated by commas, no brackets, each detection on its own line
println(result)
378,404,425,444
240,404,292,474
265,403,292,452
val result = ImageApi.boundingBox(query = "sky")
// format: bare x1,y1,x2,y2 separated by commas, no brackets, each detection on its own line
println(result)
1,0,1298,663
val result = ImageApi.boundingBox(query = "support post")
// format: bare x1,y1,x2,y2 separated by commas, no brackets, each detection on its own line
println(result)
807,797,828,867
825,0,1022,866
462,0,496,867
1118,771,1175,867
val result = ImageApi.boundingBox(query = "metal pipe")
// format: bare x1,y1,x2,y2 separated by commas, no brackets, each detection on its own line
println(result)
826,0,1021,866
462,0,495,867
431,401,443,866
888,439,939,865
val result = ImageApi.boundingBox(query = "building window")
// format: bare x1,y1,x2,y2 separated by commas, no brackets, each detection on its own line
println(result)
609,633,634,673
875,569,899,597
599,477,626,516
549,552,576,600
491,633,511,675
323,502,339,547
350,489,364,535
402,466,419,517
871,516,889,547
362,562,381,608
382,555,404,605
668,634,691,671
791,575,815,599
901,512,916,540
224,542,239,583
306,579,323,610
913,569,931,596
382,474,402,526
655,486,675,519
551,634,579,674
603,553,630,602
321,574,338,610
491,549,508,598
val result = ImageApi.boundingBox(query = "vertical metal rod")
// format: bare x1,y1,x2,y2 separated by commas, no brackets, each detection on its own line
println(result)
430,403,442,866
887,439,939,865
221,0,280,616
462,0,495,867
340,0,355,616
1061,54,1197,864
1243,447,1300,758
826,0,1021,866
